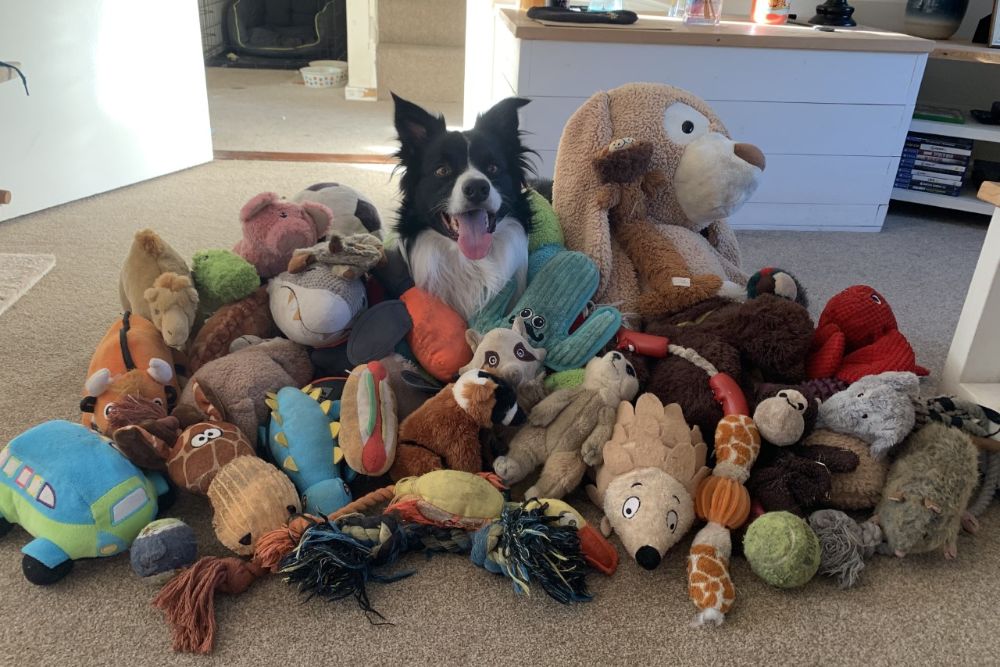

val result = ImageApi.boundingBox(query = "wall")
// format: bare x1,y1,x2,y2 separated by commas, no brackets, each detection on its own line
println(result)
0,0,213,222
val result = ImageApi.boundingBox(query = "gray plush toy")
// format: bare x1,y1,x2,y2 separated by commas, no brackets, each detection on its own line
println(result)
875,421,979,559
817,371,919,460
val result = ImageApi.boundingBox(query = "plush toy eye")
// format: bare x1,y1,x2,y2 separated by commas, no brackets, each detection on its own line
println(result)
204,427,222,440
152,397,164,407
435,165,452,178
103,403,116,419
861,413,868,419
871,293,882,304
857,393,864,398
557,512,578,527
485,351,500,367
609,137,635,152
622,496,641,519
531,315,546,329
663,102,710,146
667,510,678,532
520,308,533,319
279,211,288,219
625,363,636,378
192,433,209,447
486,164,499,175
513,343,536,362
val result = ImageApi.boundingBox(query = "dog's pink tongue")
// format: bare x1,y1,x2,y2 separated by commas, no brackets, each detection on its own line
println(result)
456,210,492,260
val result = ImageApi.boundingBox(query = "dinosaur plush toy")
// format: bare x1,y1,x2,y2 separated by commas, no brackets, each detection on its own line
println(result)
263,385,352,516
807,285,929,382
493,351,639,499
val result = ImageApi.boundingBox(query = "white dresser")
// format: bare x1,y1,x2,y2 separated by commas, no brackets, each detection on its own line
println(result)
467,8,934,231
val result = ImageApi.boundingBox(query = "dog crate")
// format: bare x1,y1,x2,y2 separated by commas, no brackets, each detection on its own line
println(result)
225,0,346,60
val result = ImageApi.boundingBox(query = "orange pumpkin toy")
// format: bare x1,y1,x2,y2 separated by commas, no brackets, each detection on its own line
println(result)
81,312,179,435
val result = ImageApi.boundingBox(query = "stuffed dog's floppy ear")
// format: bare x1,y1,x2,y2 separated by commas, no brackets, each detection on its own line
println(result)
240,192,281,222
553,91,615,301
301,201,333,239
392,92,447,158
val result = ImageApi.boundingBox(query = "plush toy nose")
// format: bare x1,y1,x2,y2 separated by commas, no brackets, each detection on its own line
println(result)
734,142,766,171
462,178,491,204
635,545,662,570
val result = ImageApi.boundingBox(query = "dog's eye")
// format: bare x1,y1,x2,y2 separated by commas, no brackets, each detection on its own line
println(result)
435,165,452,178
486,164,499,175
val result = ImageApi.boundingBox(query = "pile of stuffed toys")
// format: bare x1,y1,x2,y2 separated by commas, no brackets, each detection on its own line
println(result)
2,83,999,654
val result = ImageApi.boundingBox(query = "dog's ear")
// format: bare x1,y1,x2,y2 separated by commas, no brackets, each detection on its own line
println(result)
392,92,446,156
475,97,530,138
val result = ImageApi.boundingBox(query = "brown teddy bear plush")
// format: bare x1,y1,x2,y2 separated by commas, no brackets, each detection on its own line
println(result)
553,83,765,320
644,294,814,447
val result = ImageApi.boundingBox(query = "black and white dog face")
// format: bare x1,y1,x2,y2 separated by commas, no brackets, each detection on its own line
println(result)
392,93,534,261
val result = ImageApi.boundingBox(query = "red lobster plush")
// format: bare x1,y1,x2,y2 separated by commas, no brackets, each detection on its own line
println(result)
807,285,928,383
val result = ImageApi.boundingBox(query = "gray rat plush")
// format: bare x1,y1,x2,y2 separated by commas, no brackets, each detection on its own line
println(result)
818,371,919,459
875,421,979,559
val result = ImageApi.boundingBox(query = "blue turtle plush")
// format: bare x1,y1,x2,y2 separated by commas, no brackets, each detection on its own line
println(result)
0,420,167,584
264,385,352,516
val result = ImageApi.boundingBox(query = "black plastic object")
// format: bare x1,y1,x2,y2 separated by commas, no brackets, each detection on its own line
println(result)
809,0,856,26
346,300,413,366
526,6,638,24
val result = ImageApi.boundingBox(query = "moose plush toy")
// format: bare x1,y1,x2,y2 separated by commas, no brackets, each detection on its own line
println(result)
553,83,765,321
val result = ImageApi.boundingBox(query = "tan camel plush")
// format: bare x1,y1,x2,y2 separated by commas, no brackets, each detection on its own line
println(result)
553,83,765,322
119,229,199,348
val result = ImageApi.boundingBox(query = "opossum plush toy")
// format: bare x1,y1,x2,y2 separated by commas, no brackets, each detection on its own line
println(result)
875,421,979,559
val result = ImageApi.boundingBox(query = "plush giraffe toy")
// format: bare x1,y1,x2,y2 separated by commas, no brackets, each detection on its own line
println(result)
687,413,761,626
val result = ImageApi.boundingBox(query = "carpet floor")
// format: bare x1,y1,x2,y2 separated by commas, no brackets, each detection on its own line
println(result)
0,156,996,666
2,64,998,667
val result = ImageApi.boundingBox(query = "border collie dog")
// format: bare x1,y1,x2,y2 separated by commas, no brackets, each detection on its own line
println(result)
392,93,535,321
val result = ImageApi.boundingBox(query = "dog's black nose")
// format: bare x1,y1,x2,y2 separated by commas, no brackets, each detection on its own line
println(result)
635,546,661,570
462,178,491,204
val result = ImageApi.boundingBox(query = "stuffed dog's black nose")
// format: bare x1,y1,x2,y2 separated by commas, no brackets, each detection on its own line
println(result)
635,546,662,570
463,178,491,204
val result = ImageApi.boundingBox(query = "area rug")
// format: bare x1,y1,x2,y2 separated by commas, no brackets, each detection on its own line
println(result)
0,253,55,316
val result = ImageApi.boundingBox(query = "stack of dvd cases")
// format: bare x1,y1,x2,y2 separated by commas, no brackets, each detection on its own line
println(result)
894,132,973,197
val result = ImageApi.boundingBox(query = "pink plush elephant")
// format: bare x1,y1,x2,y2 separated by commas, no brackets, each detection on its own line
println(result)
233,192,334,279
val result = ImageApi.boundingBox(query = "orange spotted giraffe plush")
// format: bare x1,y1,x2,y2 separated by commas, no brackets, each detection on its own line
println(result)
688,413,761,626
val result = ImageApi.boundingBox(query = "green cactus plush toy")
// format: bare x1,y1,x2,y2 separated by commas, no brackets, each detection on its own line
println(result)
470,250,621,372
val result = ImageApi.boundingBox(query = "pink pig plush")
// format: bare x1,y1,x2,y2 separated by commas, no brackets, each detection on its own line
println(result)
233,192,334,279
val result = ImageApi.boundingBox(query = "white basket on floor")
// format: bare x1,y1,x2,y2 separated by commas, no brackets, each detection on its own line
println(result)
300,66,345,89
303,60,348,88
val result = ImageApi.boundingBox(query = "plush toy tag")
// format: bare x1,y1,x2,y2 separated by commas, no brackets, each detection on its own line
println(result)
671,277,692,288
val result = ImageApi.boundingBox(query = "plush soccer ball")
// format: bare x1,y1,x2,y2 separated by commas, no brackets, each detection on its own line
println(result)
743,511,820,588
293,183,384,239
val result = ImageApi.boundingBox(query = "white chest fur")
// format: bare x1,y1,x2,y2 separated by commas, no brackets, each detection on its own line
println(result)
406,216,528,321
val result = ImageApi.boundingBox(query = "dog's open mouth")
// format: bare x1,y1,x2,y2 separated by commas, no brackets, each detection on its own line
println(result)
441,209,497,260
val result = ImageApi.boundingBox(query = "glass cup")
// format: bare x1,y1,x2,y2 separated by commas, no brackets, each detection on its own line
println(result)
684,0,723,24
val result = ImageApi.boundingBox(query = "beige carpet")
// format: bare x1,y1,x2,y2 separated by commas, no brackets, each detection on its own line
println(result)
0,158,998,665
2,67,998,664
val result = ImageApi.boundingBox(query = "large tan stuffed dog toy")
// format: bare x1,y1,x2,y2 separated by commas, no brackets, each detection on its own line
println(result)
553,83,765,323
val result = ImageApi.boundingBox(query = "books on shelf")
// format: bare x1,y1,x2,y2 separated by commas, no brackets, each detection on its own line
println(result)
895,131,973,198
912,105,965,124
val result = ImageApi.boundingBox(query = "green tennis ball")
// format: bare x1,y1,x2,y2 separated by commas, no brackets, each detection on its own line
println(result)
191,249,260,312
743,511,820,589
527,189,563,252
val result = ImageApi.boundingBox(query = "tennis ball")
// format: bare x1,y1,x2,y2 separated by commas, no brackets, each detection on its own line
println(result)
743,511,820,589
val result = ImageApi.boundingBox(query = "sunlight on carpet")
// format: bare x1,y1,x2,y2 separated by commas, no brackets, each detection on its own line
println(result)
0,253,55,316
